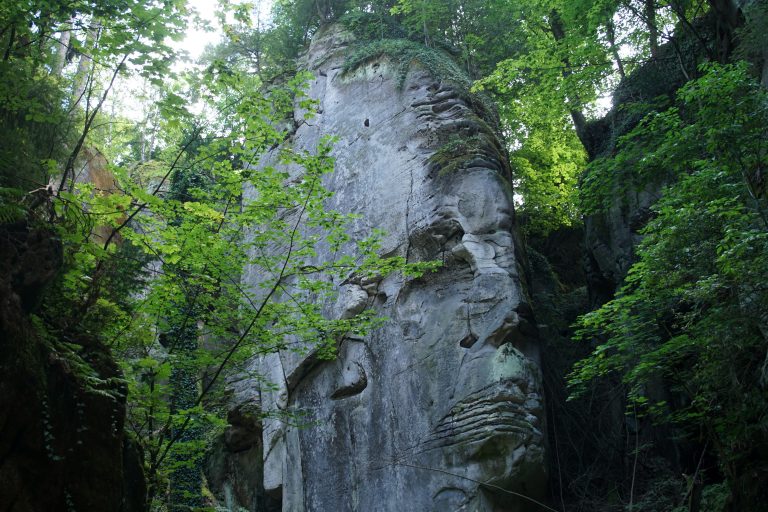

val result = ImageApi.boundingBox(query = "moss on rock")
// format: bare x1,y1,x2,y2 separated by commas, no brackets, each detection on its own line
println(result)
341,38,499,128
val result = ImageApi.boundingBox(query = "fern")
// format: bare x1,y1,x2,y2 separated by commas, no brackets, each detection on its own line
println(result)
0,187,26,224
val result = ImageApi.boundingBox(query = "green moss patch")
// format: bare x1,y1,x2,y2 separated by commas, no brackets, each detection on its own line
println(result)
341,38,498,128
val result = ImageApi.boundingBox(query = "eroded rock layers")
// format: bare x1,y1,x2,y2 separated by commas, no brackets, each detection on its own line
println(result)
211,25,548,511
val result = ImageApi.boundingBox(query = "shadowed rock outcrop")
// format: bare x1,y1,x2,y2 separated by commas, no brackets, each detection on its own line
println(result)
212,25,547,511
0,221,145,512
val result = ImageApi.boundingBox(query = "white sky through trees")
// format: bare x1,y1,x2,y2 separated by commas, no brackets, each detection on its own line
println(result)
180,0,275,59
179,0,221,61
110,1,273,125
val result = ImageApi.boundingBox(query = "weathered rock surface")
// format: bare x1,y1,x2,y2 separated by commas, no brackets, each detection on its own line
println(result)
0,221,145,512
206,381,281,512
223,25,547,511
583,185,659,305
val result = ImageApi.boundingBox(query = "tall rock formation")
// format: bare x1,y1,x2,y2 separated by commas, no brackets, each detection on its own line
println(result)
214,25,548,511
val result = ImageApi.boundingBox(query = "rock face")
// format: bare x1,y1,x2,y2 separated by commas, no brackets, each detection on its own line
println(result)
583,185,659,305
0,221,145,512
206,375,281,512
581,27,702,304
233,25,547,511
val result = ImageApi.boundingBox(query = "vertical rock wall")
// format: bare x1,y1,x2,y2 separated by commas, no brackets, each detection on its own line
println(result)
0,221,145,512
232,25,547,511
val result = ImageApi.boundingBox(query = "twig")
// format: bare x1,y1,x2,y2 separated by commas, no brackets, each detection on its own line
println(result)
57,51,127,198
100,127,202,252
150,172,322,473
681,442,708,508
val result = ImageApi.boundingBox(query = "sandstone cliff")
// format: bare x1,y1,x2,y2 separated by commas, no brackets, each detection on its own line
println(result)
209,24,548,511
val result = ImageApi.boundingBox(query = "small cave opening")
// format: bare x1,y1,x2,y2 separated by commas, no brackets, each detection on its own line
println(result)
459,332,478,348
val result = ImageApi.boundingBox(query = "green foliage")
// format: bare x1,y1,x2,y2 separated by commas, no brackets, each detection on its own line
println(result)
510,122,585,235
390,0,452,45
700,482,730,512
239,0,397,72
0,0,188,195
469,0,607,235
339,9,407,41
0,57,68,189
0,187,26,223
389,0,533,77
571,62,768,500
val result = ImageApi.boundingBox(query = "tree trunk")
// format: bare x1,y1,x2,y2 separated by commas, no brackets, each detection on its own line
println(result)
708,0,744,61
549,11,591,153
72,24,100,107
606,19,626,79
52,23,71,76
645,0,660,58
